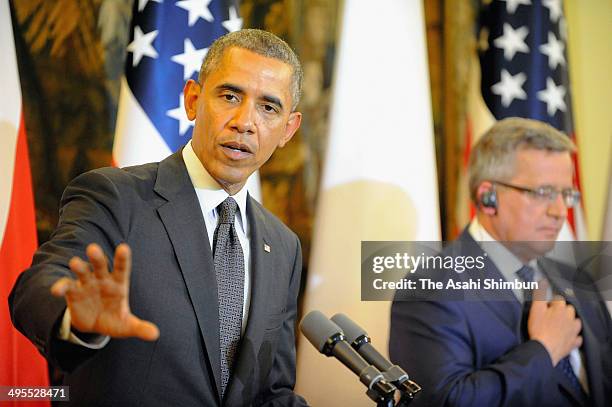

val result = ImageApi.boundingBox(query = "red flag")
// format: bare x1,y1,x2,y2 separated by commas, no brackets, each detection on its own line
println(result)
0,2,50,404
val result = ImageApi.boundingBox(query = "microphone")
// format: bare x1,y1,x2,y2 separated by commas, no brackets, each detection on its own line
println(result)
299,311,396,401
331,313,422,399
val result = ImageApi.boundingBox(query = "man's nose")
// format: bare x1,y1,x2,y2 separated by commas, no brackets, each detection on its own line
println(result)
546,191,568,219
230,102,255,134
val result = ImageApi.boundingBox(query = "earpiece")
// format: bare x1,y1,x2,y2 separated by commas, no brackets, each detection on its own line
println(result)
480,189,498,209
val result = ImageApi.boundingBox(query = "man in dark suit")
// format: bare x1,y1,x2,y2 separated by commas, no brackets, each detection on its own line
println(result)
390,118,612,406
9,29,307,406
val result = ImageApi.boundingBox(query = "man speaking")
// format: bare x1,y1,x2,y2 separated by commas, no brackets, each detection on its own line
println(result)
9,29,308,406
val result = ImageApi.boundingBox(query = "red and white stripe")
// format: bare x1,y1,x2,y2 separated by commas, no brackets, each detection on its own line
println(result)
112,77,173,167
1,2,50,402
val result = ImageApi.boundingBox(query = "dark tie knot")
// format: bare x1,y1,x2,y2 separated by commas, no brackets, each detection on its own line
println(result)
516,265,535,283
217,197,238,224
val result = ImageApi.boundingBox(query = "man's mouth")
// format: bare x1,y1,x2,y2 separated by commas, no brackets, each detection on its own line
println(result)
537,226,562,236
220,141,254,160
221,141,252,154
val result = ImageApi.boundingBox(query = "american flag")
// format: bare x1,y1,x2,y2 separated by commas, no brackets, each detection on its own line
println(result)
478,0,586,237
113,0,243,167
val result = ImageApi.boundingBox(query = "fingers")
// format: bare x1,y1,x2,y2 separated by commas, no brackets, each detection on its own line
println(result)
112,243,132,283
550,294,566,306
69,256,92,283
528,300,545,320
565,304,576,319
54,257,92,302
87,243,110,279
128,315,160,341
50,277,77,297
532,279,549,302
574,335,583,349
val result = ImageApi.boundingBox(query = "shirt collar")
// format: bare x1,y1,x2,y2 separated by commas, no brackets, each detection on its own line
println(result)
468,217,528,279
182,140,249,234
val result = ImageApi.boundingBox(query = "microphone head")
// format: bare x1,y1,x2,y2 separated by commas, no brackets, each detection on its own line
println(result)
300,310,344,353
331,313,368,344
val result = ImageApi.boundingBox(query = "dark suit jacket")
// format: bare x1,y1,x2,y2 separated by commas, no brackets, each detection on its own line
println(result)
9,151,307,407
389,230,612,407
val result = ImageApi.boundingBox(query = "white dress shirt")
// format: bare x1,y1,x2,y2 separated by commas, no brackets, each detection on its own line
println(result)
60,140,252,346
182,140,251,333
468,218,588,391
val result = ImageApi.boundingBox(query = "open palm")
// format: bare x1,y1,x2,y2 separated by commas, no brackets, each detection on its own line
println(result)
51,243,159,341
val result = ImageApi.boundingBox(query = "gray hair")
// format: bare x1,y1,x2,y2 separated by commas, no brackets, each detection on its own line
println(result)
468,117,576,202
198,29,303,111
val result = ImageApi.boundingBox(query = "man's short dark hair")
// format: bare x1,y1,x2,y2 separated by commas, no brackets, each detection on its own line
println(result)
198,29,303,111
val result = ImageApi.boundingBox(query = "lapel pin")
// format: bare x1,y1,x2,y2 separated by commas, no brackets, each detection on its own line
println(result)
264,244,271,253
563,288,574,297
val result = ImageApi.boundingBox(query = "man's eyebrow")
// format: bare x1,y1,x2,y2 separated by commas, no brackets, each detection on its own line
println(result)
216,83,284,111
217,83,244,94
262,95,283,111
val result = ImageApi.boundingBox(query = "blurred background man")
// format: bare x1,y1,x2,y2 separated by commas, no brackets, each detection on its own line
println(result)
390,118,612,407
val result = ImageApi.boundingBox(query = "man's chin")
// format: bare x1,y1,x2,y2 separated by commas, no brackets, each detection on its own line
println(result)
212,167,256,191
523,240,556,259
507,240,556,262
536,229,562,242
532,238,556,251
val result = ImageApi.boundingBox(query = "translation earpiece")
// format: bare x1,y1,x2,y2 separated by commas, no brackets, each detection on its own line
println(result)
480,190,498,209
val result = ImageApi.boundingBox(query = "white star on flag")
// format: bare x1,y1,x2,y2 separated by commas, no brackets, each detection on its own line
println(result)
493,23,529,61
500,0,531,14
176,0,214,26
166,94,194,136
171,39,208,80
492,69,527,107
138,0,162,12
542,0,563,23
127,26,159,67
222,6,243,32
537,77,567,116
539,31,565,69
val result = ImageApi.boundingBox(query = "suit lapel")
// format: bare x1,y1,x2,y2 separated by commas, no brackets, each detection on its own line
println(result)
456,231,523,335
241,197,275,358
579,314,605,406
476,258,523,336
540,258,603,405
154,152,222,402
225,196,276,404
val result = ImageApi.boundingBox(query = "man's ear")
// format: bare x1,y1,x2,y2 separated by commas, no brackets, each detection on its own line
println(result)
183,79,201,120
278,111,302,148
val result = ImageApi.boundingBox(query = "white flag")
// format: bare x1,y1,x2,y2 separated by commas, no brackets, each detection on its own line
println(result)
295,1,440,405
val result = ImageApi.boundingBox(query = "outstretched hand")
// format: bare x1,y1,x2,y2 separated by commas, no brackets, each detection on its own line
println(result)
51,243,159,341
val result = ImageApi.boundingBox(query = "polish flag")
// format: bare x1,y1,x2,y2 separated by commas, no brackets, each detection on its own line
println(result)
0,2,50,403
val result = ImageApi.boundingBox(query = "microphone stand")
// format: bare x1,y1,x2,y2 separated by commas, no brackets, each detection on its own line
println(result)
349,335,422,406
395,379,421,406
364,379,396,407
362,369,420,407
